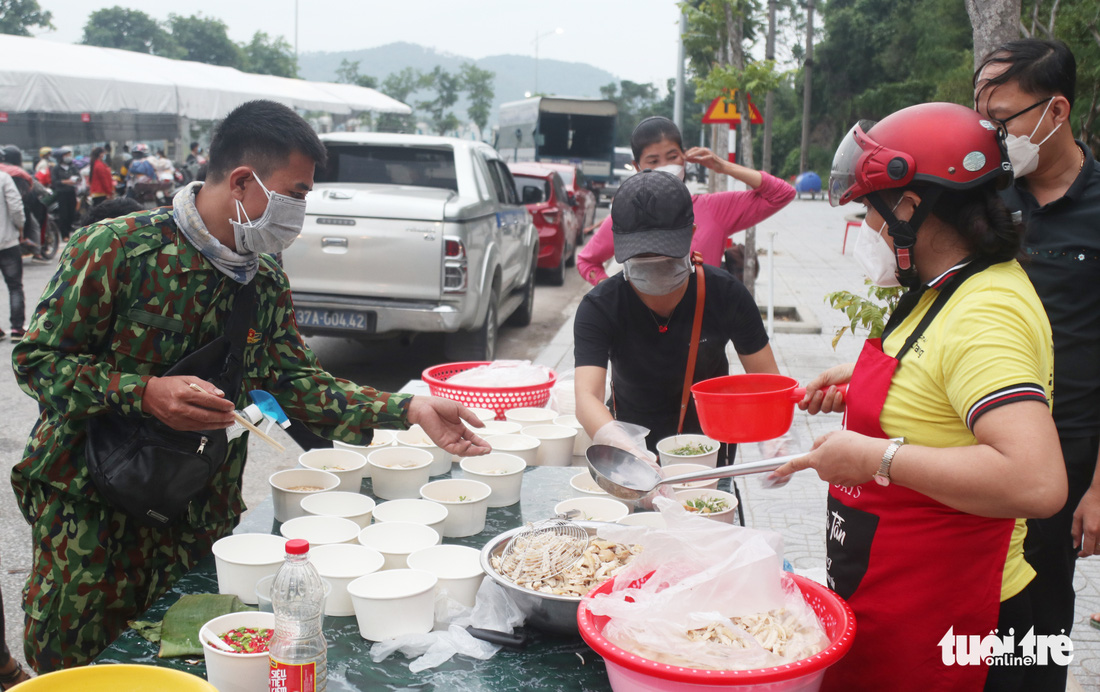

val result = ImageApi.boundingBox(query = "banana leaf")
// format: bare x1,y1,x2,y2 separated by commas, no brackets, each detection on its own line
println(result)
129,593,256,657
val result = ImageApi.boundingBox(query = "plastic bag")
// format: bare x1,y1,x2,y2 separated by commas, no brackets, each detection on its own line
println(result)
587,498,829,670
547,370,575,414
369,578,526,672
446,360,553,388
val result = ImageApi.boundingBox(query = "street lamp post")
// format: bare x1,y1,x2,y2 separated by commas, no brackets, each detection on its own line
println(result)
533,27,564,95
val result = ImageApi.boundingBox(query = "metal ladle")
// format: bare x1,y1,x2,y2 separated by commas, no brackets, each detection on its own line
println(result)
585,445,804,501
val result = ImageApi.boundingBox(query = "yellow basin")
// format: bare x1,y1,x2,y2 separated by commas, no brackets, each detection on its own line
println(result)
18,663,216,691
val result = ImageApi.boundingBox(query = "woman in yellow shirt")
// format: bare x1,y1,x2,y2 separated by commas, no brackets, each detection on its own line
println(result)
772,103,1065,692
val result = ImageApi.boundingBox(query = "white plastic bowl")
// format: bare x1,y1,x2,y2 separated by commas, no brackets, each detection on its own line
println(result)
298,448,368,493
483,434,540,466
347,568,437,642
459,453,526,507
357,521,441,570
300,491,376,528
371,499,449,539
311,543,387,617
279,515,361,546
407,544,485,607
675,488,740,524
657,433,721,468
268,468,340,522
661,463,720,490
617,512,669,529
468,419,523,436
504,406,558,428
555,496,631,522
367,446,433,500
211,533,287,604
419,479,492,538
467,407,498,422
200,610,276,692
395,425,452,476
554,414,592,457
570,470,609,496
524,424,578,466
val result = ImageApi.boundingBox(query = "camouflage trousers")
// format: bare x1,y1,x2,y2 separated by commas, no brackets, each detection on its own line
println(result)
22,485,235,673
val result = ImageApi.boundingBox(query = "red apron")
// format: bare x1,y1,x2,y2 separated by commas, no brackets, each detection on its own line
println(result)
822,265,1015,692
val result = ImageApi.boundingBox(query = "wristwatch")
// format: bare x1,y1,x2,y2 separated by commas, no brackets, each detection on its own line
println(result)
873,440,905,486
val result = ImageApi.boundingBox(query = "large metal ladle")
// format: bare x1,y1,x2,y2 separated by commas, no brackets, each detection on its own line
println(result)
585,444,803,501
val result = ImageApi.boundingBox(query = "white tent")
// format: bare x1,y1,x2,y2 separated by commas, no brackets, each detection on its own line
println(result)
0,33,410,120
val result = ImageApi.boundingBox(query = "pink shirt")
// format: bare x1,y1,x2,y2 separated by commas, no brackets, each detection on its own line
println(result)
577,172,796,285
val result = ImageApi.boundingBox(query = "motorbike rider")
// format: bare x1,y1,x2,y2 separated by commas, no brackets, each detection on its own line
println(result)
33,147,51,186
1,146,49,261
49,147,80,241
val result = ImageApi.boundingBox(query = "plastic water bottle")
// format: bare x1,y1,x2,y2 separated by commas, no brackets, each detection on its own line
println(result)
269,539,327,692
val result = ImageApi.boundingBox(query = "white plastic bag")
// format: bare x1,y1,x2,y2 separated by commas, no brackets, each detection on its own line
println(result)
547,369,575,414
446,360,553,388
588,498,829,670
369,578,526,672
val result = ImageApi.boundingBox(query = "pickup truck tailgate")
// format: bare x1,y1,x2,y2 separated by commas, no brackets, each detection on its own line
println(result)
283,185,451,301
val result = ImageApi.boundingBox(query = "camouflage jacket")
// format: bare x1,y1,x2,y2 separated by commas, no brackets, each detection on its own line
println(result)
12,208,412,527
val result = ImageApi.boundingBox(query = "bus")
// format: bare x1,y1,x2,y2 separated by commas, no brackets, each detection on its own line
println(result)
496,97,617,200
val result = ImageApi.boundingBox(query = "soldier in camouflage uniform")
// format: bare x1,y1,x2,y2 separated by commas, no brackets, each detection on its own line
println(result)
11,100,489,672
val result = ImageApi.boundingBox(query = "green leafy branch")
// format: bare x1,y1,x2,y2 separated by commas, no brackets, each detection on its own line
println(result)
695,61,787,104
825,280,905,349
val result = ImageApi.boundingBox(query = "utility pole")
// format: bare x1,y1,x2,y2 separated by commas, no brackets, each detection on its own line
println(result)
799,0,815,175
762,0,777,172
673,12,687,133
294,0,299,58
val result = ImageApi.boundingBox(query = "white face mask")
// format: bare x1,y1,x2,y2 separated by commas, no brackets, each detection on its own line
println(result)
1005,99,1061,178
623,254,693,295
853,199,903,288
654,164,686,181
230,171,306,255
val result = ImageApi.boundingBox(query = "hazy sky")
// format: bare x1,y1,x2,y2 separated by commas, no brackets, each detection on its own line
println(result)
36,0,686,85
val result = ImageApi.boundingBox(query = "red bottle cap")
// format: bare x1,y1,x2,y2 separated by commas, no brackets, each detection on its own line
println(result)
285,538,309,555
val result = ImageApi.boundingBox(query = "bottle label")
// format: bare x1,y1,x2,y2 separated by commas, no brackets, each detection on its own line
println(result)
269,658,316,692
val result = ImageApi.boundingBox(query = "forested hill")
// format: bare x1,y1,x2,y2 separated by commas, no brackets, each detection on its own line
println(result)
298,41,619,114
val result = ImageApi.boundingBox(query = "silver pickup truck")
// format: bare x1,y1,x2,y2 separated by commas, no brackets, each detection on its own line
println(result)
282,133,539,361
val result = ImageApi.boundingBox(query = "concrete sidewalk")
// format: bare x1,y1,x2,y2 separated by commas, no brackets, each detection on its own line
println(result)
537,197,1095,691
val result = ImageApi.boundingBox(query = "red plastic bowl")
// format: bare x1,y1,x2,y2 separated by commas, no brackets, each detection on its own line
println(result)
422,361,557,420
578,573,856,691
691,374,805,443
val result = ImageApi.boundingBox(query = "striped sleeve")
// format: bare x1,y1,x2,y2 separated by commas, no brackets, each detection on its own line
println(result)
966,383,1049,430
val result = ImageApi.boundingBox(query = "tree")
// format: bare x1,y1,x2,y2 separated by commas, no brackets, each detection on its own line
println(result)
967,0,1021,68
417,66,462,135
167,13,242,69
82,6,179,58
460,62,496,132
377,67,421,132
0,0,52,36
242,31,298,78
335,59,378,89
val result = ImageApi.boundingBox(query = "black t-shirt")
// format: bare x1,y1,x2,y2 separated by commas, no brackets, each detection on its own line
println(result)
1002,142,1100,438
574,265,769,451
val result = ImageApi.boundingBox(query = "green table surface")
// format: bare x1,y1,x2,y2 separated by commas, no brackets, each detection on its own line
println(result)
95,464,625,691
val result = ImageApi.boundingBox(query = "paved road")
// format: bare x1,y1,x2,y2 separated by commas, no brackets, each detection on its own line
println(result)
0,209,601,671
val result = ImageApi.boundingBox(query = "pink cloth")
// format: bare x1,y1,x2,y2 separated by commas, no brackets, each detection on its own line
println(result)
577,172,796,285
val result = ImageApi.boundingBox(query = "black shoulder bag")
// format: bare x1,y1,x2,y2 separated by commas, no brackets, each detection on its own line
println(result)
84,281,257,528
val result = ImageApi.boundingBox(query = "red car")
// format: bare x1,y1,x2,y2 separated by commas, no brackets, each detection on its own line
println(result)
508,162,579,286
537,162,597,244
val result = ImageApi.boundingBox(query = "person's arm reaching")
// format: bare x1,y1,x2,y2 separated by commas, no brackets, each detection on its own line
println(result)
577,215,614,286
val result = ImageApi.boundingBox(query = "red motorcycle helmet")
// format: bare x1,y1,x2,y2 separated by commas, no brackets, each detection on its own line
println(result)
828,102,1012,207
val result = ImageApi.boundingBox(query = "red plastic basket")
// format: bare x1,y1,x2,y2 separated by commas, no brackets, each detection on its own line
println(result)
421,361,557,420
578,573,856,690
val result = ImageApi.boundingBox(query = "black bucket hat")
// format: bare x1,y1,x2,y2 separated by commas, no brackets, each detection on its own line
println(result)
611,169,694,262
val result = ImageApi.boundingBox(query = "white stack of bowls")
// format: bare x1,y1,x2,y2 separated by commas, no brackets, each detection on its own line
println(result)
371,498,449,539
554,414,592,456
357,521,441,570
279,515,360,546
407,544,485,608
211,533,287,604
347,569,437,642
504,407,558,429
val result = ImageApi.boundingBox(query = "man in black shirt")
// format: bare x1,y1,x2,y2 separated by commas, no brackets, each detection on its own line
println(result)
573,169,778,465
976,38,1100,690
